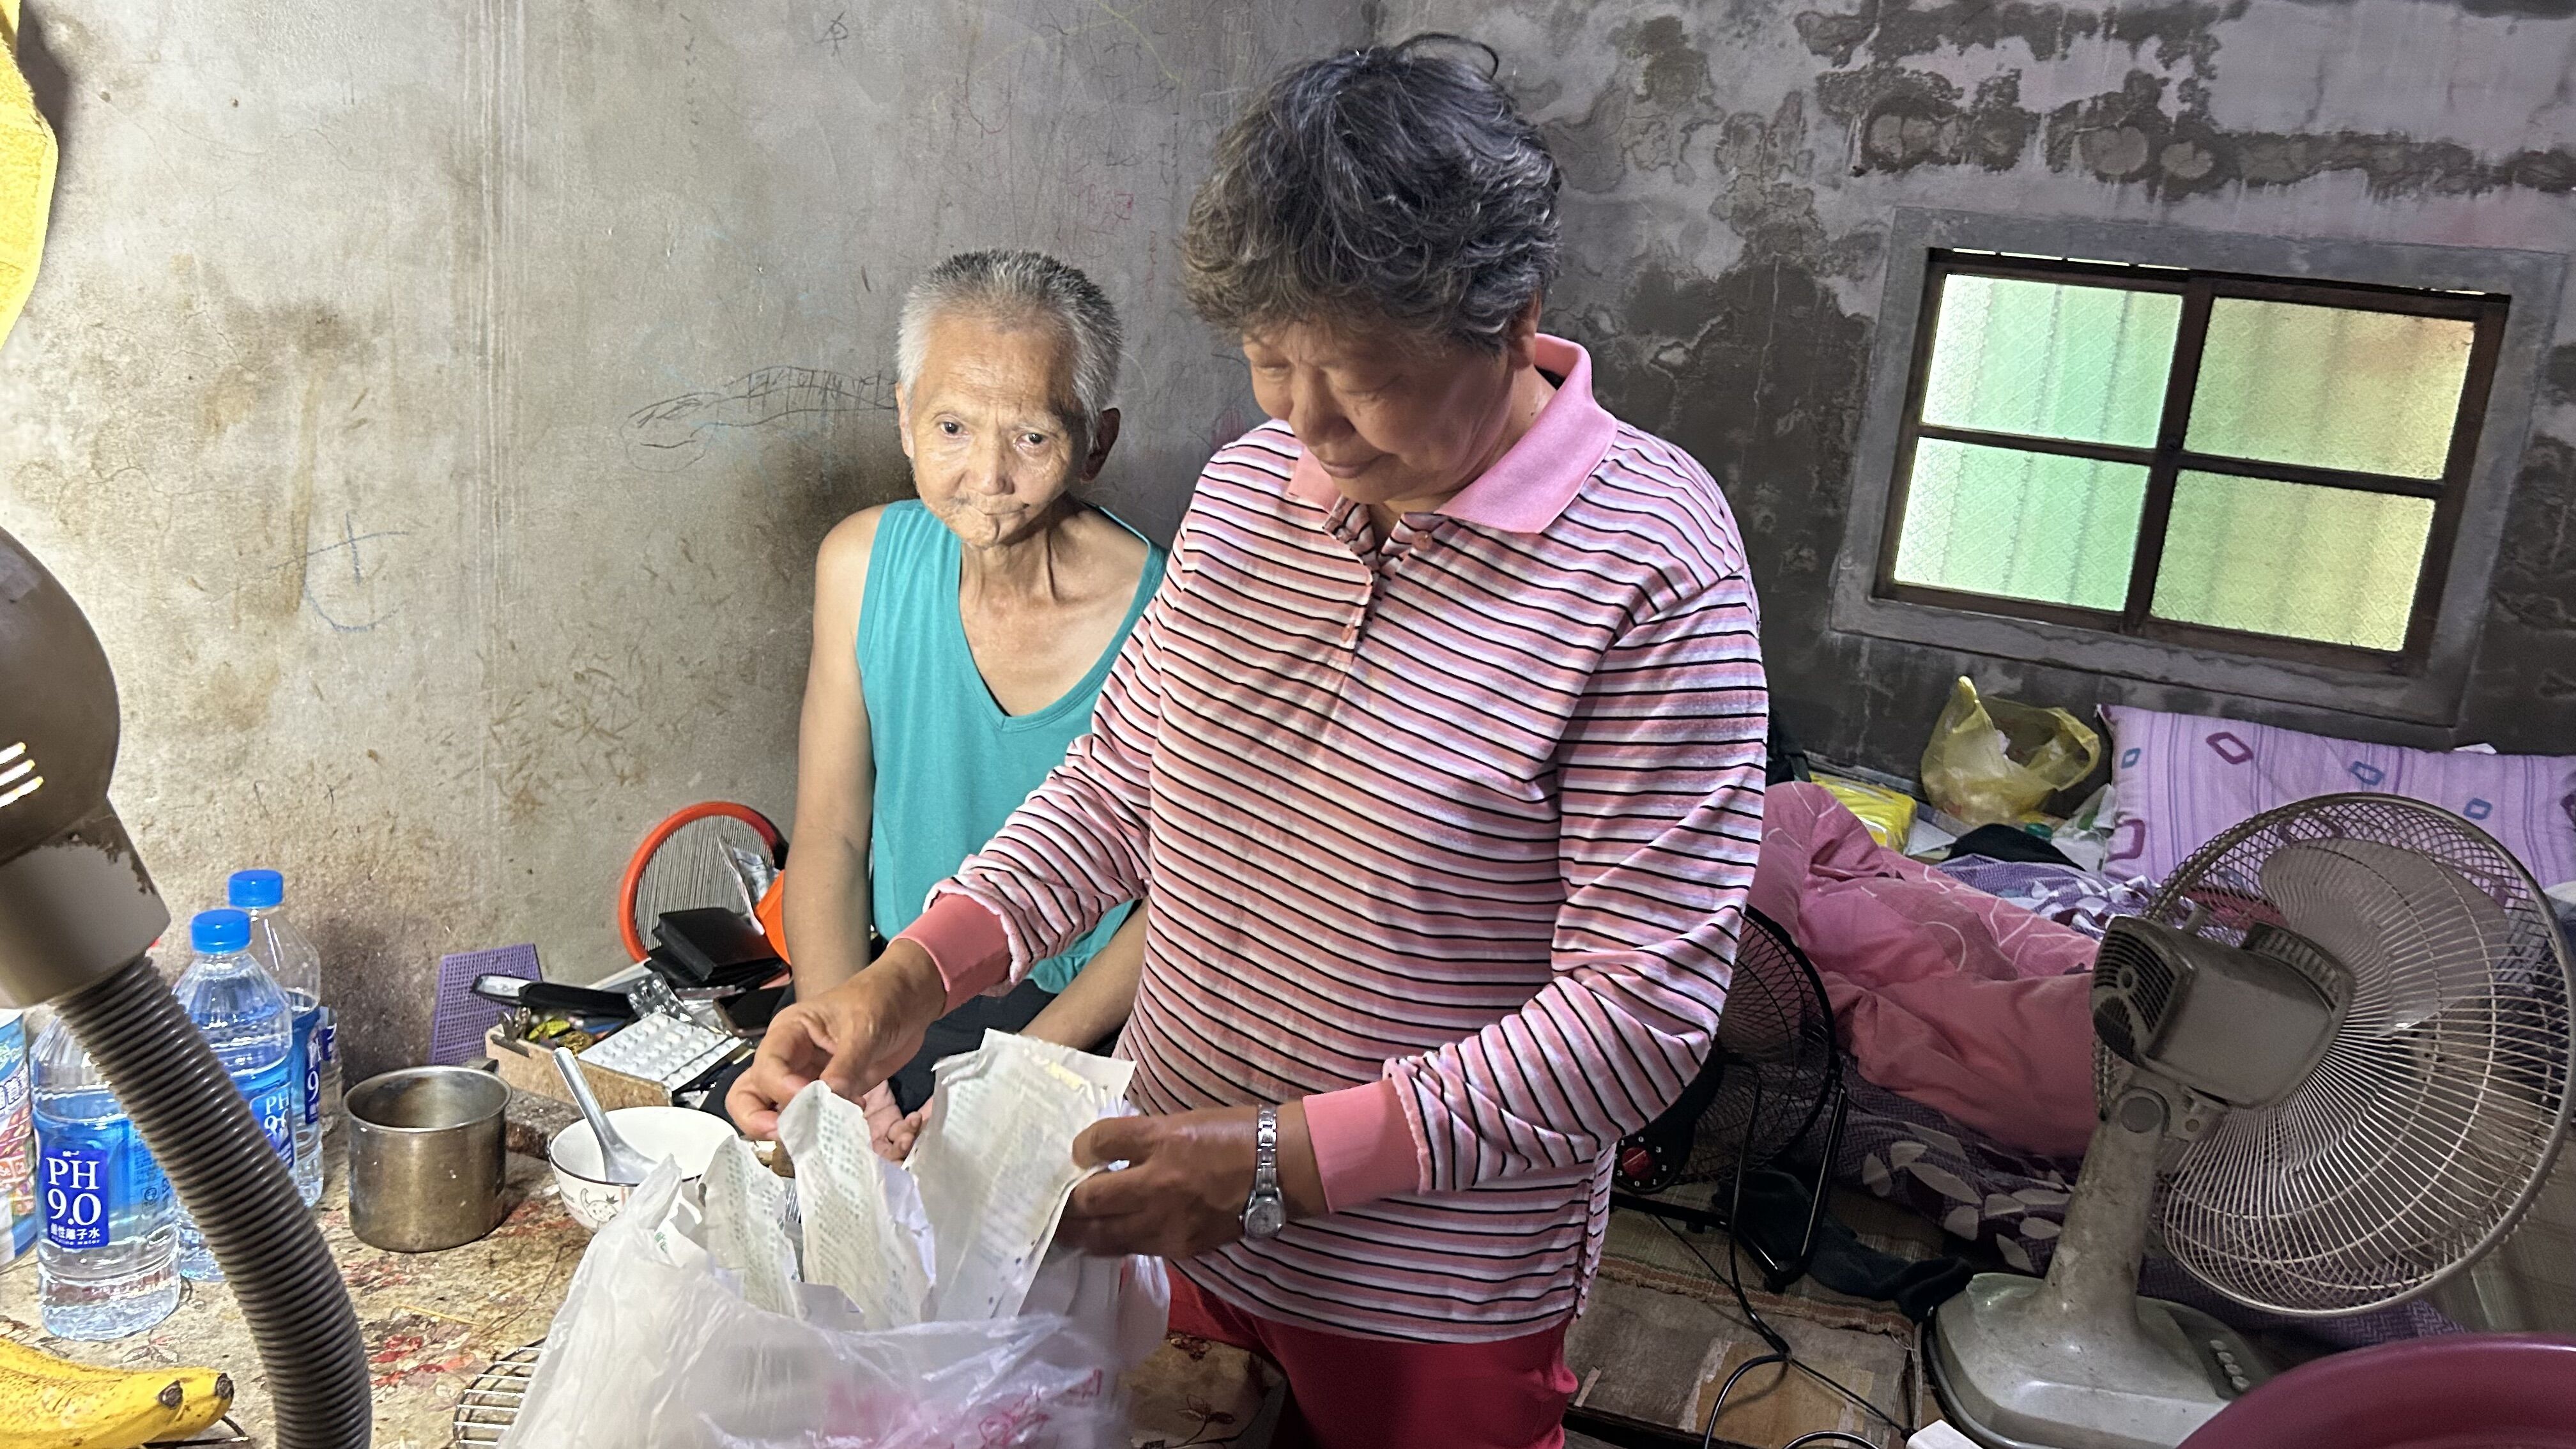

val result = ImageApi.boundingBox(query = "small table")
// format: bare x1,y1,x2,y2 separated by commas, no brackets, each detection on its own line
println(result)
0,1149,583,1448
0,1130,1282,1447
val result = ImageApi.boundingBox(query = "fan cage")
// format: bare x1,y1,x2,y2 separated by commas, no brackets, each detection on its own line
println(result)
2114,792,2575,1317
1617,907,1839,1193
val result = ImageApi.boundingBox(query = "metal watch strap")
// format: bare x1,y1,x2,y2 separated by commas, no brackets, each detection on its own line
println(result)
1241,1106,1287,1240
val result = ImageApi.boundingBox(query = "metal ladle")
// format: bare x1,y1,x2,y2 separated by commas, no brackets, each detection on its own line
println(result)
553,1046,656,1185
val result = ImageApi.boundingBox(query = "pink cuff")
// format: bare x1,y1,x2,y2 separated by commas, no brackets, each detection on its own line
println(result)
1302,1079,1423,1212
894,894,1011,1009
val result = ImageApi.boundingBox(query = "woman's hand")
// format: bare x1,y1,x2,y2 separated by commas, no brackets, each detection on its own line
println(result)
859,1084,931,1162
1055,1102,1326,1258
726,940,947,1139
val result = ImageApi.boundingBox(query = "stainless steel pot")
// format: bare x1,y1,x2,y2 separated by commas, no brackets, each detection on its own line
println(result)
346,1065,510,1253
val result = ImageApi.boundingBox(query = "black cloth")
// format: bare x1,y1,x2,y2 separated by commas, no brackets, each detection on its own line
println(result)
1765,715,1813,785
885,977,1059,1114
696,998,786,1127
1736,1168,1976,1323
694,979,1060,1125
1945,822,2077,868
696,974,1091,1128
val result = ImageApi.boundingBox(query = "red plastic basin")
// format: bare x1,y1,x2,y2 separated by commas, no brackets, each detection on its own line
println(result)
2181,1334,2576,1449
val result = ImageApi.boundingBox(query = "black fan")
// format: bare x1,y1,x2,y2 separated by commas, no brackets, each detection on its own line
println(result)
1611,906,1844,1289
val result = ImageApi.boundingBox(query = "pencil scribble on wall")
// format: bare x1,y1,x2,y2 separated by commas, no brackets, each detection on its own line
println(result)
300,515,408,633
624,366,898,472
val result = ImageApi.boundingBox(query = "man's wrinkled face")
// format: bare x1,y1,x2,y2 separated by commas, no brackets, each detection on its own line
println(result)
900,309,1099,550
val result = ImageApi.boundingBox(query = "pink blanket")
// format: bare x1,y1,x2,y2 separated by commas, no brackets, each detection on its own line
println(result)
1750,783,2099,1158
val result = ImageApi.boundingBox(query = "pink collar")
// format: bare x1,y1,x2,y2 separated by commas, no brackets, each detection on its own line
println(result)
1285,335,1618,534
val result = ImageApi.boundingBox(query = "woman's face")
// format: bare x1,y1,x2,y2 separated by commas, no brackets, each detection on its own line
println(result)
1241,314,1535,515
899,309,1116,551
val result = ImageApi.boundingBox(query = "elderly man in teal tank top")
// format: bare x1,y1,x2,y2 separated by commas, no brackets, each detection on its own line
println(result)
758,250,1163,1147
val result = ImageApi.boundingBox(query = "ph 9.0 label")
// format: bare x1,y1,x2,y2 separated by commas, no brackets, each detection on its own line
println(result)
40,1144,112,1251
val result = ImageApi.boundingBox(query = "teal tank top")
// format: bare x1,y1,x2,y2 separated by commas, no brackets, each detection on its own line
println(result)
856,500,1165,994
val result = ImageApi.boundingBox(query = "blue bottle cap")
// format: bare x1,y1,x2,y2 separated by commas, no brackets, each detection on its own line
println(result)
191,909,251,954
227,869,285,908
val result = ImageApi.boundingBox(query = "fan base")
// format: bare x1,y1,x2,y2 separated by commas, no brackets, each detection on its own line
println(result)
1928,1273,2266,1449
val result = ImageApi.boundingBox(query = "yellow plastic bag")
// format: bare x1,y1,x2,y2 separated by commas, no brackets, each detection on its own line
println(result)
1816,775,1919,852
1919,677,2101,828
0,0,58,349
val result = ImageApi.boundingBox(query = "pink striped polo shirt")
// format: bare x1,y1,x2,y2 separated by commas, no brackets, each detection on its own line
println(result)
902,336,1768,1341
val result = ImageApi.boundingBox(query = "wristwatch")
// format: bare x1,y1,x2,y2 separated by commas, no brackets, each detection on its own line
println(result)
1241,1107,1287,1240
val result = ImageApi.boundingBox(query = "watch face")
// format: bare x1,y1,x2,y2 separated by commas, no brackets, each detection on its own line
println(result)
1242,1194,1288,1240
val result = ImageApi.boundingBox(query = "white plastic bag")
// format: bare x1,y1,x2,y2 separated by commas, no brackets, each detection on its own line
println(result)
1023,1242,1170,1373
502,1162,1156,1448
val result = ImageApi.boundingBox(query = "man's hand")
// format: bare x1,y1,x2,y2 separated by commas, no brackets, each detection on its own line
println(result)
726,940,947,1139
1055,1102,1326,1259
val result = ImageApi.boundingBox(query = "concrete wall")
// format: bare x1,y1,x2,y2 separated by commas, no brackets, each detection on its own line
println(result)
11,0,2568,1073
0,1,1363,1077
1384,0,2576,775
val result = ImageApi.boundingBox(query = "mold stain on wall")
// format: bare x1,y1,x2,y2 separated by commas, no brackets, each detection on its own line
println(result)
1393,0,2576,767
1544,26,1880,714
11,0,2575,1069
4,0,1367,1076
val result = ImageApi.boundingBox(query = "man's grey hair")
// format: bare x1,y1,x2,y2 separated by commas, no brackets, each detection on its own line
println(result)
896,250,1124,428
1181,35,1561,353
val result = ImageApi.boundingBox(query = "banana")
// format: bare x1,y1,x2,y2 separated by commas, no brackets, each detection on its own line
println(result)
0,1338,233,1449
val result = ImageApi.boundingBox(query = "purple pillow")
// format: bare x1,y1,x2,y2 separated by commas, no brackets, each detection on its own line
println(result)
2101,705,2576,888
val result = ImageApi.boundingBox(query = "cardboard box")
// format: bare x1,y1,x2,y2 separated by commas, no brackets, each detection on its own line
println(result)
485,1025,670,1110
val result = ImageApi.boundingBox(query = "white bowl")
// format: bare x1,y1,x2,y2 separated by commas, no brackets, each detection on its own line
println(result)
547,1107,741,1232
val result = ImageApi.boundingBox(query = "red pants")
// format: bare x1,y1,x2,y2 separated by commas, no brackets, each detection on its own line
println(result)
1166,1272,1577,1449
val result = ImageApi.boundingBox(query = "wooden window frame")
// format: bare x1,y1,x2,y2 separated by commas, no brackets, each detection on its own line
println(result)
1873,251,2510,676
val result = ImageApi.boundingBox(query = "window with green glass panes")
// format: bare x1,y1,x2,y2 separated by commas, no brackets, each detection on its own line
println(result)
1878,254,2503,665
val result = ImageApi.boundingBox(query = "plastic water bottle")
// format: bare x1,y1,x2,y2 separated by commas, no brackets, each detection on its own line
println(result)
172,908,297,1282
0,1009,38,1264
33,1011,181,1338
231,870,325,1206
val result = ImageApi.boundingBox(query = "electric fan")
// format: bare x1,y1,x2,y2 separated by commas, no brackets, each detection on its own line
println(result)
1611,906,1844,1288
1929,793,2575,1449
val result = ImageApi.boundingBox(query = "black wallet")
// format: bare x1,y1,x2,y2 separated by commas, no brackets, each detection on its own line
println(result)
651,907,785,987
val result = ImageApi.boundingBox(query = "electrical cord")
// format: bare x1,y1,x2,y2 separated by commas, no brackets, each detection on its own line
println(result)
1657,1222,1906,1441
1650,1218,1908,1443
1669,1092,1910,1448
1676,1155,1795,1446
1699,1351,1788,1449
1793,1362,1908,1435
1695,1344,1902,1449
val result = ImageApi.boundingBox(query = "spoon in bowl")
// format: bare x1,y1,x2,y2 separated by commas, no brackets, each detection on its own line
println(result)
553,1046,656,1185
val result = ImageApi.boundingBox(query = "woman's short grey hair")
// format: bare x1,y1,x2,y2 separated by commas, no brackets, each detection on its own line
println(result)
1182,35,1561,353
896,250,1123,428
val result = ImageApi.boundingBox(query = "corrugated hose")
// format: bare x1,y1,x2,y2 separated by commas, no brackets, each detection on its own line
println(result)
56,955,371,1449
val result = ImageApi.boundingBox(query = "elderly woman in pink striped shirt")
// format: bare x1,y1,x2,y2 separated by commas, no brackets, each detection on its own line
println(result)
733,36,1766,1449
